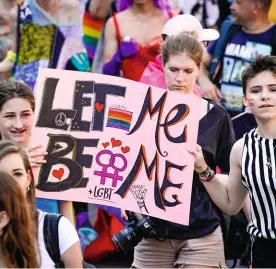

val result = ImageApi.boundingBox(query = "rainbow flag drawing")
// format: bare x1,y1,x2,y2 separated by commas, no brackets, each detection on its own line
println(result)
106,108,133,131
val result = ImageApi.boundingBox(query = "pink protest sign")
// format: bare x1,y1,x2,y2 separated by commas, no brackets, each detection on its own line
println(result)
32,68,201,225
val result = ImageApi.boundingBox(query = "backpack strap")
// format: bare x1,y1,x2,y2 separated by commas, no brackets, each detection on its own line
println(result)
209,20,241,85
43,213,64,268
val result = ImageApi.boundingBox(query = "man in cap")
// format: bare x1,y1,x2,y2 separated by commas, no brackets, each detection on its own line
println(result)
197,0,275,139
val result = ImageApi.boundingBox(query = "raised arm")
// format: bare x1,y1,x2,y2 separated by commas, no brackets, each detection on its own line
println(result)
189,139,248,215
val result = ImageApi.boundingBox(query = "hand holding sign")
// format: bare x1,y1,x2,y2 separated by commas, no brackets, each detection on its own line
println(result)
187,145,208,174
26,144,47,168
121,208,128,221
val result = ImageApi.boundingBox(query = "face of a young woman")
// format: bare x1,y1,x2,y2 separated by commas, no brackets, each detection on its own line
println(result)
0,153,30,194
164,52,200,93
0,98,34,148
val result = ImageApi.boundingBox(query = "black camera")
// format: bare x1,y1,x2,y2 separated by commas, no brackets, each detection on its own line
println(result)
111,211,158,253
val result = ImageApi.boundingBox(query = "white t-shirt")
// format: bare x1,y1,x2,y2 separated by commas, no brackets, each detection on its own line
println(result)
38,210,80,268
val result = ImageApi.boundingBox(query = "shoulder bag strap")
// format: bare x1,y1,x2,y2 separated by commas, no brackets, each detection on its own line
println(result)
43,213,64,268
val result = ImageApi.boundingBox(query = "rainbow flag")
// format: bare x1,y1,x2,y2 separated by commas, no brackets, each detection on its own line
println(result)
106,108,133,131
248,98,255,106
82,11,105,60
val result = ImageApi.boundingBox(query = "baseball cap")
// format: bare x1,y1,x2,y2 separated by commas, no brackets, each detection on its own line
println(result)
162,14,220,42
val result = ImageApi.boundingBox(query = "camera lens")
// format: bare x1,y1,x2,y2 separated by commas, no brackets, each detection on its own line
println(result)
111,226,142,253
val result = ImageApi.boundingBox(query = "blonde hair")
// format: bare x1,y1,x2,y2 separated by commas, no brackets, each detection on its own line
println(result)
161,32,203,67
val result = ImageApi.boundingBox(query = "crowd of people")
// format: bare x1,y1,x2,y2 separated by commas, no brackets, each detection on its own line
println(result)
0,0,276,268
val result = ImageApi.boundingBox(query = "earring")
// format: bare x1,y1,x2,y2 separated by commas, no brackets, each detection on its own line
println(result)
27,186,30,192
0,229,3,236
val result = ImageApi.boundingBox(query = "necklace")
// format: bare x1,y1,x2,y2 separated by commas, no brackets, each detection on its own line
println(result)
258,139,276,170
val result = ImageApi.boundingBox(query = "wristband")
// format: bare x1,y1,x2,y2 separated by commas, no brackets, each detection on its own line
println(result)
198,166,215,182
5,50,16,63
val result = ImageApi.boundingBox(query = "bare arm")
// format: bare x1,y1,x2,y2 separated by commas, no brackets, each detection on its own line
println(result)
59,216,83,268
189,139,248,215
59,201,75,225
0,7,17,73
61,241,83,268
243,194,251,222
103,17,118,63
197,49,221,102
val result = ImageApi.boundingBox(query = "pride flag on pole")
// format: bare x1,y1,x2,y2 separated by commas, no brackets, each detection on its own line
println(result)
82,11,105,61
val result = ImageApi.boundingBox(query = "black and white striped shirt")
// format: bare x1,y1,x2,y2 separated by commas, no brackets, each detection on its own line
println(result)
242,128,276,239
